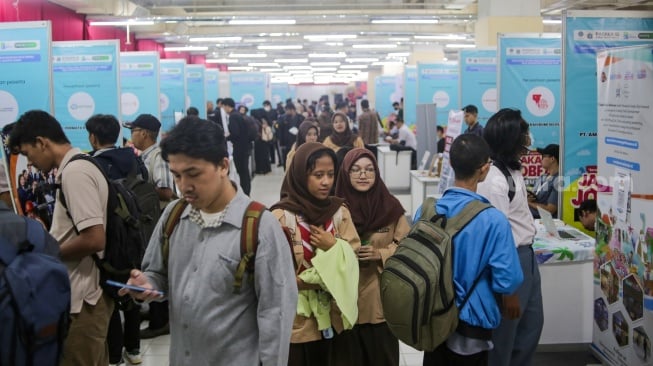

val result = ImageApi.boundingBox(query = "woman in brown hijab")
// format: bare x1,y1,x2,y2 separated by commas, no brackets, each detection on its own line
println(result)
334,148,410,366
322,112,364,153
285,120,320,171
271,142,361,366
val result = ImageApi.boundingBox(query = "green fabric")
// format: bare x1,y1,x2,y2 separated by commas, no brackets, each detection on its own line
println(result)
297,238,359,330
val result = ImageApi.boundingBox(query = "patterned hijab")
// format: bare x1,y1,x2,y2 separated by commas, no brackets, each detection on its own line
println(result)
271,142,344,226
329,112,357,147
335,148,405,234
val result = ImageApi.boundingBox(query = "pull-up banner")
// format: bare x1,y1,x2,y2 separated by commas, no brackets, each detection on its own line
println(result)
230,72,268,109
120,51,160,139
417,62,459,127
403,66,417,126
160,59,186,132
459,48,497,125
186,64,206,119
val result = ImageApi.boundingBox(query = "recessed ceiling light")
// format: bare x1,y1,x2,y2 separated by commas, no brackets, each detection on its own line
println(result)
352,44,398,49
257,45,303,50
228,19,296,25
345,58,379,63
164,46,208,52
445,43,476,49
89,20,154,26
371,19,438,24
228,53,268,58
206,58,238,64
274,58,309,63
189,37,242,42
414,35,468,40
308,52,347,58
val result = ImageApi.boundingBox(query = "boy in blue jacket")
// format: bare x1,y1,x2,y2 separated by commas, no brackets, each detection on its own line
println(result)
415,134,523,366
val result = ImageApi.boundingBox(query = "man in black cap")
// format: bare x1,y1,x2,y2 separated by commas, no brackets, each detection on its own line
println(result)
463,104,483,137
528,143,560,218
123,114,174,340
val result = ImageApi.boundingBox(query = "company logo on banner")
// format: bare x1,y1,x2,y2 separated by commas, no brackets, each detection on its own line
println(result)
593,44,653,366
562,12,653,230
417,62,459,128
460,49,497,124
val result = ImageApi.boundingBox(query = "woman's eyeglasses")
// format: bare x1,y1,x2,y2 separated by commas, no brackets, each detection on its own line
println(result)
349,168,375,177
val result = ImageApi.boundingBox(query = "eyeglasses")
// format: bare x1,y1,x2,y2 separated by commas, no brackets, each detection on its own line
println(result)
349,168,375,177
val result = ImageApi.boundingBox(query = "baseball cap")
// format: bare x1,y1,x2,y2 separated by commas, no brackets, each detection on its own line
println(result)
123,114,161,132
536,144,559,159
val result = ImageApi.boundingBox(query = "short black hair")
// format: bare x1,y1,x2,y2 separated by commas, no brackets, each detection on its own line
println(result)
85,114,120,145
463,105,478,115
216,98,223,105
239,105,249,113
186,107,200,116
160,117,228,166
579,199,597,213
285,102,296,110
449,134,491,180
9,110,70,153
306,148,337,173
222,98,235,108
336,101,348,110
392,102,400,107
483,108,529,170
437,125,444,133
361,100,369,109
263,100,271,106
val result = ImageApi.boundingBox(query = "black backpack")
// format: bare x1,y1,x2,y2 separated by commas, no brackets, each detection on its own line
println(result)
58,154,147,307
117,159,160,245
244,115,261,142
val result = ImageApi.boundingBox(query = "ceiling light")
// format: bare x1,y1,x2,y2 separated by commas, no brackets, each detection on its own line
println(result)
324,42,344,47
206,58,238,64
543,19,562,24
337,70,360,74
242,38,267,43
260,68,284,72
228,19,296,25
414,35,468,40
164,46,208,52
445,43,476,48
285,66,312,70
257,45,303,50
189,36,242,42
228,66,254,71
352,44,398,49
372,61,405,66
288,70,311,74
304,34,357,40
310,62,341,66
388,52,410,57
89,20,154,26
248,62,280,67
345,58,379,63
308,52,347,58
371,19,438,24
229,53,267,58
389,37,411,42
311,67,338,72
274,58,309,63
340,64,368,69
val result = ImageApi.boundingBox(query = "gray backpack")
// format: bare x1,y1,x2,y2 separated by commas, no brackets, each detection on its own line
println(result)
380,196,490,351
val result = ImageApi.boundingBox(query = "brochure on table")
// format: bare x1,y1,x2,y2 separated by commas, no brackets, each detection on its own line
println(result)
120,51,160,140
562,11,653,230
593,44,653,366
52,40,120,152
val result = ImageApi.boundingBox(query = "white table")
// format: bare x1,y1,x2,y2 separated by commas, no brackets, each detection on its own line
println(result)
410,170,440,218
377,145,412,191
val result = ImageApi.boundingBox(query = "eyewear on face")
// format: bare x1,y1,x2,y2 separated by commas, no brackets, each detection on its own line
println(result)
350,168,375,177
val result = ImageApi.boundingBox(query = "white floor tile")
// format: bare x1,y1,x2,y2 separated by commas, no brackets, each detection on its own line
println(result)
138,355,169,366
403,352,424,366
144,343,170,356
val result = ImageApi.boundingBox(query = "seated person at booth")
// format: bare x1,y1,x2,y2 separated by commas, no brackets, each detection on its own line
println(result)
528,144,560,219
578,199,597,231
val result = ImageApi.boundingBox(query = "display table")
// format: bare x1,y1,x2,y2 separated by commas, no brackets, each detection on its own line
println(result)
535,220,596,345
377,145,412,191
410,170,440,218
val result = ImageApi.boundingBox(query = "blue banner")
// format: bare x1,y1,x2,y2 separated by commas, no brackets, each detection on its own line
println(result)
498,35,561,148
561,12,653,224
0,21,52,128
417,62,459,127
160,59,186,132
205,69,219,109
459,49,497,124
271,82,289,105
186,65,206,119
53,40,120,151
230,72,268,109
120,51,160,139
403,66,417,126
375,75,398,121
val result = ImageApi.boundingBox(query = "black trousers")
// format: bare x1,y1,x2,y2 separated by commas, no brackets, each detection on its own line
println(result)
233,149,251,196
148,300,169,329
288,339,332,366
423,342,488,366
330,323,399,366
108,304,140,363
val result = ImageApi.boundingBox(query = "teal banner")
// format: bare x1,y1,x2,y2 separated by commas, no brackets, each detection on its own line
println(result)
160,59,186,132
459,48,497,125
186,64,206,119
417,62,459,127
120,51,160,139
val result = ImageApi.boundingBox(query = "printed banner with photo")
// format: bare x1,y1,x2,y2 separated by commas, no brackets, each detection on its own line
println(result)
186,64,206,119
417,62,460,129
593,44,653,366
403,66,417,126
160,59,187,132
230,72,268,109
120,51,160,140
459,48,498,125
562,11,653,230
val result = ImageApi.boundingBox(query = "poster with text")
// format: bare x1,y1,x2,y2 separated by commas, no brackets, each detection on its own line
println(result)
205,69,219,109
593,44,653,366
459,48,497,125
186,65,206,119
53,40,120,152
438,110,464,194
562,11,653,229
160,59,186,132
375,75,398,122
417,62,459,128
230,72,268,109
403,66,417,127
120,51,160,140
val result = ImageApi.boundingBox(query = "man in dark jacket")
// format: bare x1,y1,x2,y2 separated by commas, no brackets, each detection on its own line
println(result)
222,98,252,195
275,102,304,168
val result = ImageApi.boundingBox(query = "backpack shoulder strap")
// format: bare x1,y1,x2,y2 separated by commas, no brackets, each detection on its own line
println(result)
444,200,492,237
233,201,266,294
419,196,437,221
23,216,46,253
493,160,516,203
161,200,189,269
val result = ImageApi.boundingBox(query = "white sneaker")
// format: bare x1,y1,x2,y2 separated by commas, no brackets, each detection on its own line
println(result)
123,350,142,365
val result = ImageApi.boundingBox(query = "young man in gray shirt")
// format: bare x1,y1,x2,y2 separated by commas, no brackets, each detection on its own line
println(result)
120,117,298,366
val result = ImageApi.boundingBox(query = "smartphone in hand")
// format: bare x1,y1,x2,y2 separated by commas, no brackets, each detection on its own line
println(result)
106,280,164,297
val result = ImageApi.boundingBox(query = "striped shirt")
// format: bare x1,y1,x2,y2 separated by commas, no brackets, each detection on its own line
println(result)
141,144,174,190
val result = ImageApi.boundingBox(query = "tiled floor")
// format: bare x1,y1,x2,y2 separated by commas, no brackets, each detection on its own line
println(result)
131,164,602,366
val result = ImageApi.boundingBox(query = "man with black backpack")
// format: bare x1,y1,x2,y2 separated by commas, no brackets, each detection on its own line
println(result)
9,110,113,366
415,134,523,365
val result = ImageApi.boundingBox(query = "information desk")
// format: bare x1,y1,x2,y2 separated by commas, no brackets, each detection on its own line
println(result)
376,145,412,191
535,220,596,345
410,170,440,218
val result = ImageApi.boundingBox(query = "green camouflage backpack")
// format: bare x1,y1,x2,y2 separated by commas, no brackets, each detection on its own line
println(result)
380,196,490,351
